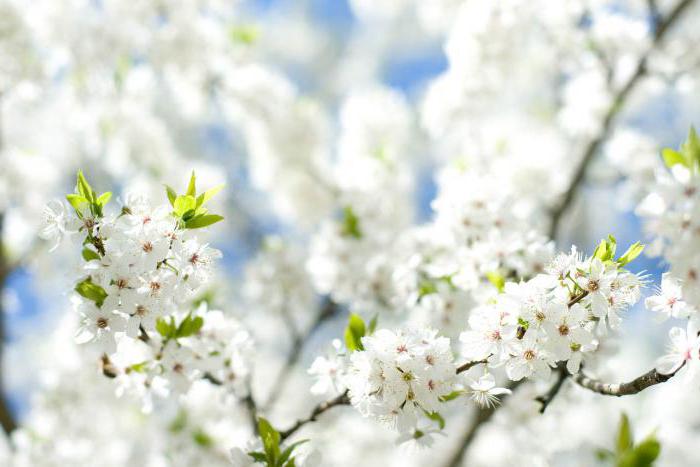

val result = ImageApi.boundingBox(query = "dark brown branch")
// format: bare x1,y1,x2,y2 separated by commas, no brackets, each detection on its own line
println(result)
535,364,569,413
278,390,350,441
548,0,696,240
0,213,18,436
205,371,259,434
456,359,489,374
572,366,679,397
443,380,524,467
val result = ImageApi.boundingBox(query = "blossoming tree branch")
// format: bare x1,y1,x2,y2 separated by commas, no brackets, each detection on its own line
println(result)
2,0,700,466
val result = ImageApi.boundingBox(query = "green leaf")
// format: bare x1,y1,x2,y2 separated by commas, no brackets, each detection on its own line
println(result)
486,271,505,293
96,191,112,207
682,126,700,169
168,410,187,433
192,428,213,447
230,24,259,45
129,361,149,373
165,185,178,206
257,418,281,465
278,440,308,466
424,410,445,430
418,280,438,298
196,184,224,208
248,452,267,462
74,278,108,307
596,448,615,461
156,317,176,339
617,242,645,267
439,390,465,402
344,313,366,352
368,314,378,335
661,148,687,168
185,214,224,229
76,170,95,203
593,235,617,262
66,194,89,212
661,126,700,172
176,313,204,338
81,247,101,262
340,206,362,239
186,171,197,197
173,195,196,217
616,413,633,455
619,436,661,467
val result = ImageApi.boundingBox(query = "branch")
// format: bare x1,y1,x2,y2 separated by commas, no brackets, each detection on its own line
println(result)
456,359,489,374
0,214,18,436
572,366,679,397
548,0,696,240
443,380,524,467
278,390,350,442
262,298,340,409
535,364,569,413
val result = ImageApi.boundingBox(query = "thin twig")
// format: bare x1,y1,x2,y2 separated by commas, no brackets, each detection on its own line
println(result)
279,390,350,441
572,365,679,396
548,0,696,240
205,371,260,434
443,380,523,467
456,359,489,374
535,363,569,413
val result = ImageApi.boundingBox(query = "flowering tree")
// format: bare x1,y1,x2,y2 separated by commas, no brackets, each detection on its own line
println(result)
2,0,700,466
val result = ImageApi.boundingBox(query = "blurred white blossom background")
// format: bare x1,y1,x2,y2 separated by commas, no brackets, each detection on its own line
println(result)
1,0,700,466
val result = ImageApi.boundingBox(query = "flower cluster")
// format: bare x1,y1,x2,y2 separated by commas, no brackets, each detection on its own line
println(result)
646,273,700,380
461,240,644,378
637,128,700,308
42,171,251,402
345,328,456,434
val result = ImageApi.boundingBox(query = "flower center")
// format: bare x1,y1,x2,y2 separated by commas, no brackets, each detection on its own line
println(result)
97,317,109,329
587,279,599,292
558,324,570,336
524,349,536,361
142,241,153,253
135,305,147,317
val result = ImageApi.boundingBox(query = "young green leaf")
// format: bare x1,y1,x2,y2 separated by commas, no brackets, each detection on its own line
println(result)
368,314,378,335
186,171,197,197
340,206,362,239
74,278,108,307
616,413,633,455
617,242,645,267
156,317,176,339
486,271,505,293
424,410,446,430
196,184,224,208
257,418,281,465
173,195,196,217
439,390,465,402
96,191,112,207
661,148,687,168
176,314,204,338
185,214,224,229
81,247,101,262
76,170,95,203
278,439,308,466
66,194,89,212
165,185,178,207
344,313,366,352
192,428,213,447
